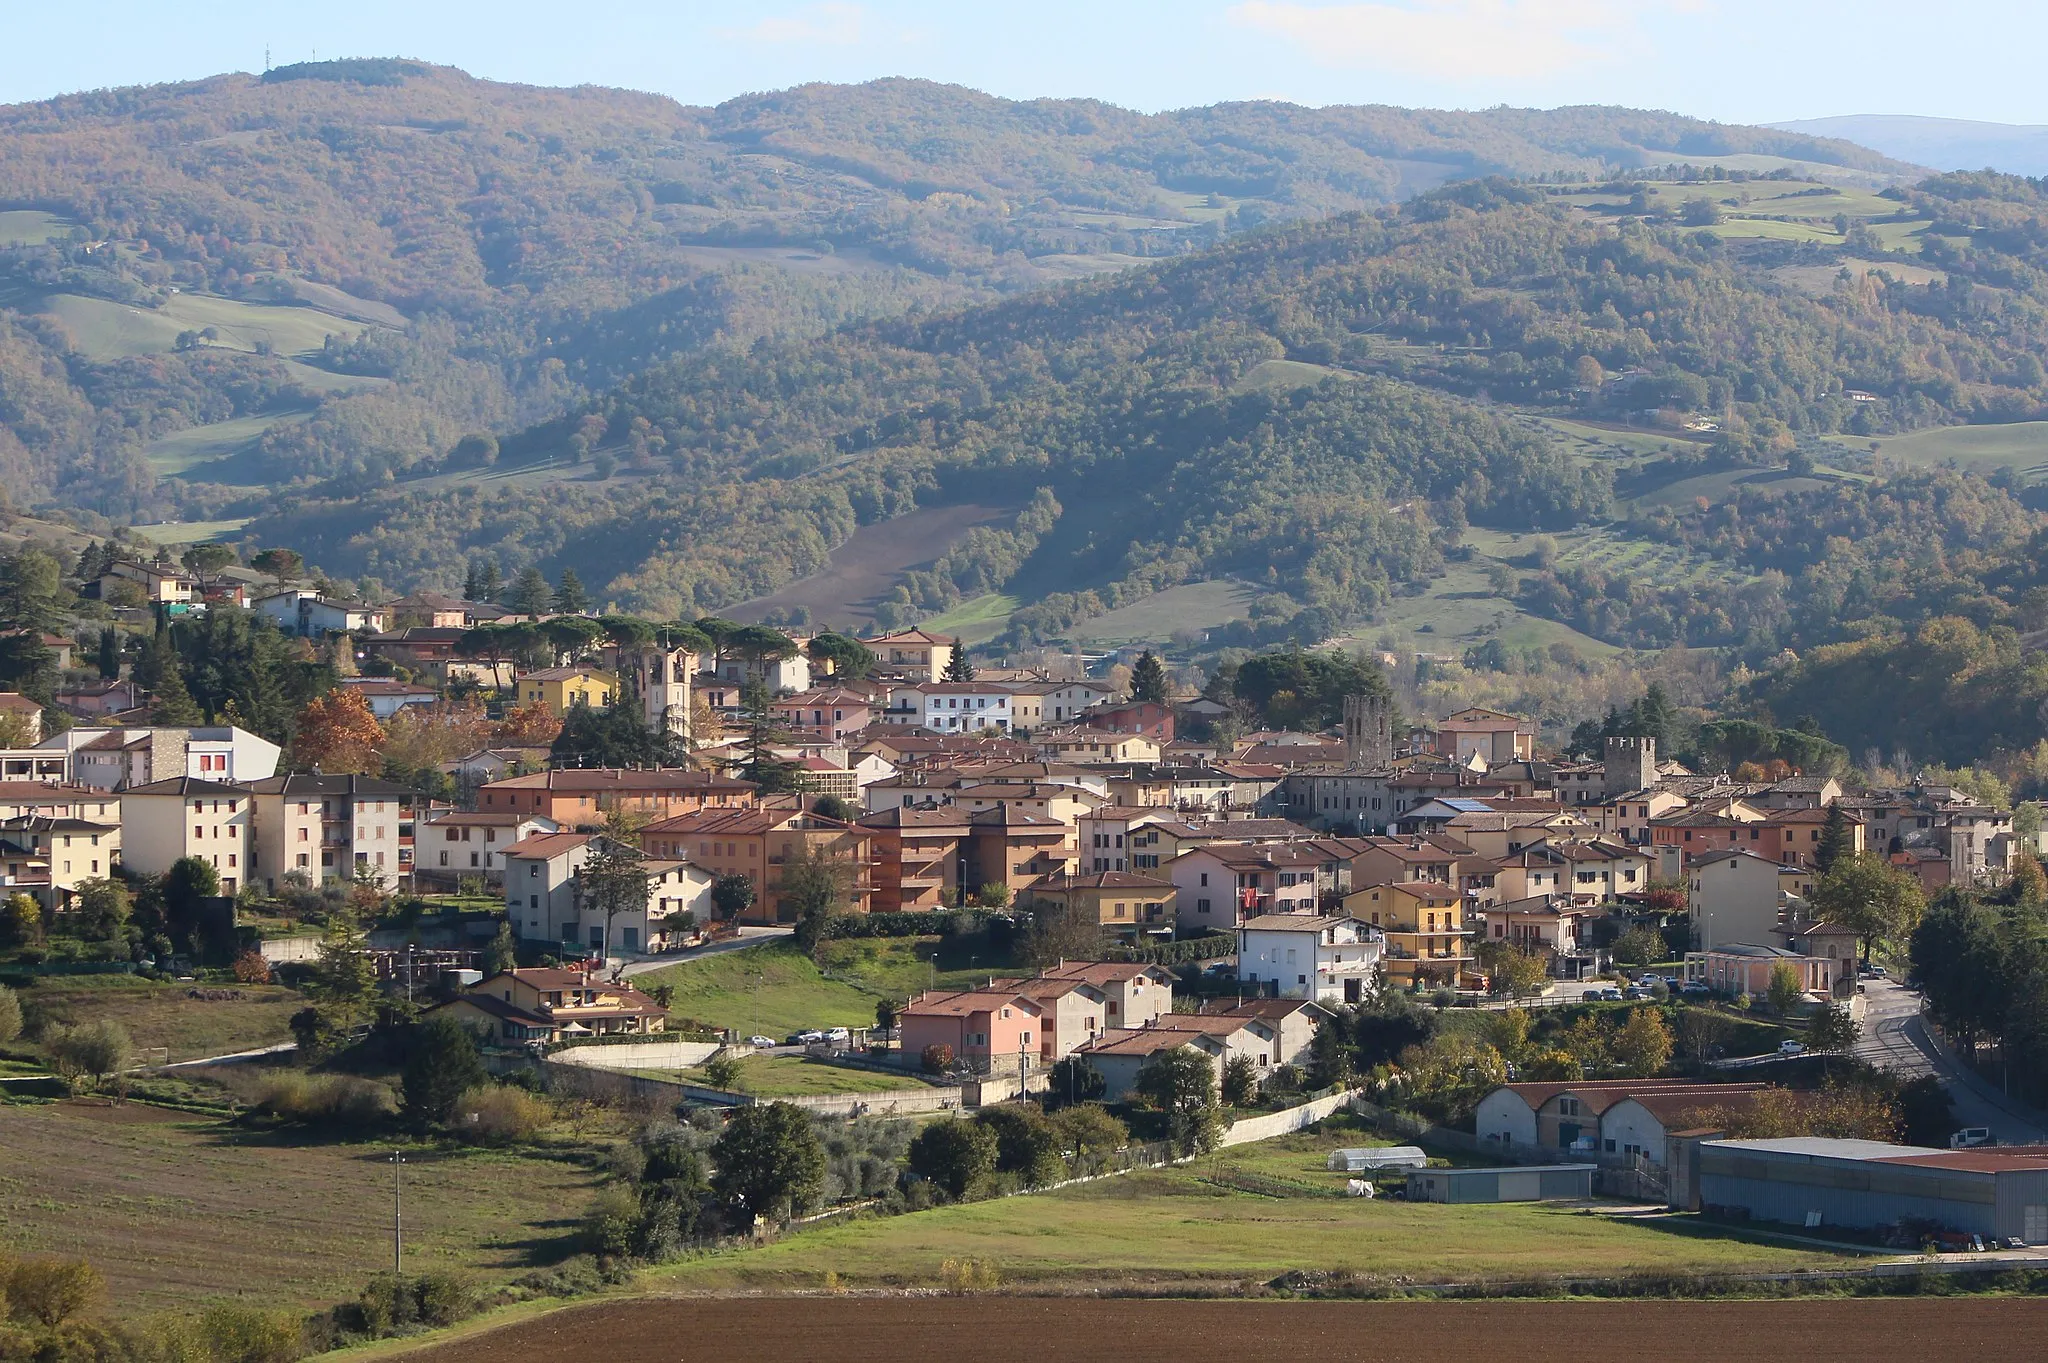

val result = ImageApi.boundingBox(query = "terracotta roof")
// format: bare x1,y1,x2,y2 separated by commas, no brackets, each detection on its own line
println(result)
1030,871,1177,892
1079,1027,1222,1058
858,806,972,831
485,768,756,794
121,776,250,797
1040,961,1174,986
518,666,617,682
899,989,1042,1018
1239,912,1361,932
502,832,597,858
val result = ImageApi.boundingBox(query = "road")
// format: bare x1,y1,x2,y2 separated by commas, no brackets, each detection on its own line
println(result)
1855,978,2048,1145
615,925,791,978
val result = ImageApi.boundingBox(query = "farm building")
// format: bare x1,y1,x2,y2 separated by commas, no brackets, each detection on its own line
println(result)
1328,1146,1428,1172
1408,1164,1594,1204
1697,1138,2048,1242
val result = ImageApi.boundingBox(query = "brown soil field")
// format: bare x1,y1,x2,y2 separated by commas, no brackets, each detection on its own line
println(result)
730,502,1018,629
403,1296,2048,1363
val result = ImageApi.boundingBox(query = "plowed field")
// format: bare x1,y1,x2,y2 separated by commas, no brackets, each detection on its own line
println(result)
406,1295,2048,1363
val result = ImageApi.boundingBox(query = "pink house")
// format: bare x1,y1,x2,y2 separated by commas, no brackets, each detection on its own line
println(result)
768,688,877,741
896,988,1045,1068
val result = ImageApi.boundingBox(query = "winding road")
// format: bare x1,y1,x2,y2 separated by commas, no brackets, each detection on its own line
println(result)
1855,978,2048,1144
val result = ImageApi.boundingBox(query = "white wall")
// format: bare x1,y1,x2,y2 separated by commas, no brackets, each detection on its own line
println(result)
1599,1099,1673,1161
1475,1088,1539,1146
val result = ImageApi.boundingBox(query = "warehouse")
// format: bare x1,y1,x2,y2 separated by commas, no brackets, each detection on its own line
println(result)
1698,1137,2048,1242
1408,1164,1594,1204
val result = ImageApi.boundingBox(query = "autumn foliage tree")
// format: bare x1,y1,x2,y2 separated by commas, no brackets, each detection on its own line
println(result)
293,688,385,773
493,699,562,747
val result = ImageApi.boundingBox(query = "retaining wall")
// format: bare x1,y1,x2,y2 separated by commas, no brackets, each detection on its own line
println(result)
1218,1089,1356,1147
548,1039,722,1070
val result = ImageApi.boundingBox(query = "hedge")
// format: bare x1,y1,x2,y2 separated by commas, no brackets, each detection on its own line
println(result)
824,911,1005,939
1102,932,1235,965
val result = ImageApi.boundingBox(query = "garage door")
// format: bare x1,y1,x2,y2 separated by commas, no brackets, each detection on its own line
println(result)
1497,1171,1542,1202
2025,1205,2048,1243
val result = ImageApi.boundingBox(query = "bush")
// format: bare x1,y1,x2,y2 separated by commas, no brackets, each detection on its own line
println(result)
198,1303,305,1363
702,1053,743,1090
41,1019,130,1091
3,1256,102,1326
582,1184,641,1259
1102,931,1233,965
0,984,20,1045
241,1072,397,1129
232,951,272,984
907,1120,997,1199
920,1043,954,1074
452,1084,550,1144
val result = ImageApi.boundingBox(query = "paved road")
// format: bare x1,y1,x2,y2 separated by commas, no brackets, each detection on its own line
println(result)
1855,979,2048,1144
615,925,791,978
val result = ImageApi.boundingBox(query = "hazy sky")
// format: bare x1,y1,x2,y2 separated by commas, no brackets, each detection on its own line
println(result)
2,0,2042,126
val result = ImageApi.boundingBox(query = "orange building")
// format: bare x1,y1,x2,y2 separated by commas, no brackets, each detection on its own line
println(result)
478,768,756,826
639,804,872,924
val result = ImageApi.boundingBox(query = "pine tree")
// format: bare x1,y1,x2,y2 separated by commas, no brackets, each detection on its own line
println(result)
97,628,120,680
478,560,502,603
142,629,203,725
943,637,974,683
554,567,589,615
1130,650,1168,704
509,567,550,617
462,561,484,601
1814,801,1852,873
75,541,101,581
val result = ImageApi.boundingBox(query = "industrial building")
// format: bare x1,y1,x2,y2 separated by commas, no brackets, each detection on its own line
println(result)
1408,1164,1595,1204
1696,1138,2048,1242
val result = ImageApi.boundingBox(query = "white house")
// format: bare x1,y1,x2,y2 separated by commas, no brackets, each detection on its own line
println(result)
63,725,281,791
420,811,561,883
336,677,441,721
911,682,1014,733
254,590,390,638
118,776,253,892
504,832,712,957
1236,913,1384,1005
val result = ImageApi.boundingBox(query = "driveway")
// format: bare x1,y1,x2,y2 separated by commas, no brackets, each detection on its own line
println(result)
616,925,791,978
1855,978,2048,1144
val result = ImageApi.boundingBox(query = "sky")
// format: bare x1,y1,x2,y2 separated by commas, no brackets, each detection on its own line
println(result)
0,0,2043,127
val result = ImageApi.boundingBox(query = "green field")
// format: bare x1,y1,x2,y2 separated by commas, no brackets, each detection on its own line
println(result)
1229,357,1354,394
11,974,301,1063
679,1055,933,1096
652,1117,1854,1293
143,412,313,479
132,518,254,547
0,210,70,246
35,289,381,361
640,938,1025,1037
919,593,1022,644
1069,580,1259,644
0,1101,600,1316
1855,421,2048,480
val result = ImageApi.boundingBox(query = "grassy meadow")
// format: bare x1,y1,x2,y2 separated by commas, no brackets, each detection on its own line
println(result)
10,975,302,1064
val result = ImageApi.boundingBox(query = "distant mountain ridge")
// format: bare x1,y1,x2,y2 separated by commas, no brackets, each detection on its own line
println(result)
1771,115,2048,177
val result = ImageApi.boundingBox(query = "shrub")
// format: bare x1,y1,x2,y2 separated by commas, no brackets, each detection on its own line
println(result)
0,984,20,1045
702,1053,743,1090
198,1303,305,1363
232,951,272,984
242,1072,397,1129
920,1043,954,1074
41,1019,130,1091
3,1256,102,1326
453,1084,550,1145
906,1119,997,1199
936,1258,1000,1294
582,1185,641,1258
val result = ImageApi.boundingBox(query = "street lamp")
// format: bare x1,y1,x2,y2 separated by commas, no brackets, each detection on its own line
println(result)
389,1150,406,1277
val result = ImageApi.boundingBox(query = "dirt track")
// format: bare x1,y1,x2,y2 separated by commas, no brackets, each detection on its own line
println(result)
408,1296,2048,1363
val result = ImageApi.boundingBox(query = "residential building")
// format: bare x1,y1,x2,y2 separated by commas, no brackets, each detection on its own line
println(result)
53,678,146,721
1476,894,1603,972
66,725,281,791
502,832,711,954
0,815,120,903
336,677,441,720
1020,870,1178,941
440,966,668,1045
1433,707,1536,764
769,688,875,741
908,682,1014,733
419,810,561,883
1685,848,1793,951
1196,996,1329,1067
97,559,197,605
897,988,1044,1071
857,806,968,911
253,590,389,637
983,974,1111,1063
1034,959,1174,1029
0,782,118,822
1341,878,1473,988
246,773,416,890
516,665,618,713
1168,842,1326,930
1033,727,1160,764
962,804,1075,897
1074,1028,1224,1102
119,776,252,892
1475,1079,1760,1152
1081,700,1174,742
1236,913,1384,1004
864,629,955,683
637,806,872,924
479,768,757,824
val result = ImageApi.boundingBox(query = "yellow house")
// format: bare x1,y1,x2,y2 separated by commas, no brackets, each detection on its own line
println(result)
1024,870,1179,942
1342,879,1475,988
517,666,618,712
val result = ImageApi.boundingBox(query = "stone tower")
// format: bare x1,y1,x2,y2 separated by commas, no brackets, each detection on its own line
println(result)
1604,736,1657,800
1343,694,1393,769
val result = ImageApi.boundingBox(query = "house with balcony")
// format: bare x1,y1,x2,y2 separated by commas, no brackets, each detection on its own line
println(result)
1341,878,1474,988
1236,913,1384,1005
865,629,956,683
247,773,416,891
442,966,669,1045
637,805,872,924
1168,842,1326,930
1021,869,1178,942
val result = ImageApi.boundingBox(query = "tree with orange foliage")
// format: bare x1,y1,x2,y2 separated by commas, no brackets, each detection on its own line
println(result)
493,698,562,747
382,702,495,770
292,688,385,774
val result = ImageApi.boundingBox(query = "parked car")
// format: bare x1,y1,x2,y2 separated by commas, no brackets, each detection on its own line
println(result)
1624,986,1654,1001
824,1026,851,1042
786,1030,826,1045
1859,965,1887,980
1681,981,1711,998
1600,987,1625,1001
1778,1040,1805,1056
1951,1127,1994,1149
746,1035,777,1049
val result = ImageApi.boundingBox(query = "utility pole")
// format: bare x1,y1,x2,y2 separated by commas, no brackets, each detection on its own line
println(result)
390,1150,405,1277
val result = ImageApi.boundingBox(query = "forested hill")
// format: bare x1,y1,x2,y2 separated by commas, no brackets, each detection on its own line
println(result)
0,58,1915,516
251,171,2048,655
